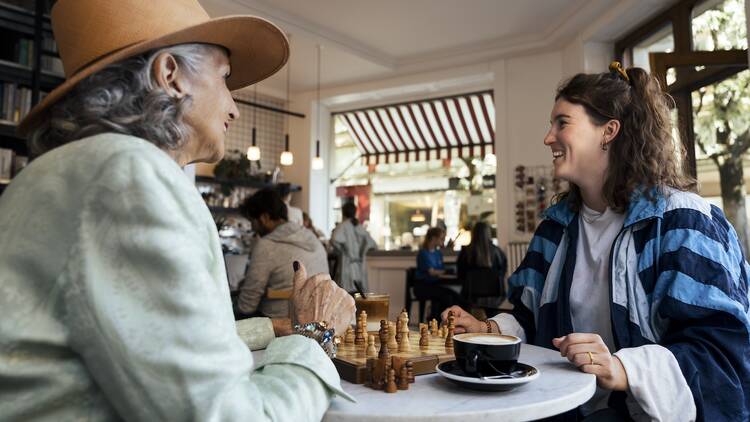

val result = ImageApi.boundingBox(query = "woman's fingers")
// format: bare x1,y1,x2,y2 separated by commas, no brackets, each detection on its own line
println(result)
554,333,603,356
441,305,465,322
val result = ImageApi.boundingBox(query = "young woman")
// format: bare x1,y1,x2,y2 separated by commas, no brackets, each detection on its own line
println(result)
456,221,508,302
444,63,750,421
415,227,463,321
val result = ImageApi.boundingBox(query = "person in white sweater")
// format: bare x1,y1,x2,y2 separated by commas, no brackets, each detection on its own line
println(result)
239,188,330,318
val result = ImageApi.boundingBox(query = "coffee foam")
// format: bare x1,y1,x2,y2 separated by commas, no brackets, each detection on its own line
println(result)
455,334,520,345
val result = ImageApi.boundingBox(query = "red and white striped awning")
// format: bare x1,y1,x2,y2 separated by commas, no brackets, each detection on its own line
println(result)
335,91,495,164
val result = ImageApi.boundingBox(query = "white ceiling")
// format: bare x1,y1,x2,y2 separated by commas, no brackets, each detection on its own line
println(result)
198,0,676,97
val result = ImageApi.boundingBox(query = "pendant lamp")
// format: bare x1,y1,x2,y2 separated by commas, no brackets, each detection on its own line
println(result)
246,84,261,161
311,44,324,170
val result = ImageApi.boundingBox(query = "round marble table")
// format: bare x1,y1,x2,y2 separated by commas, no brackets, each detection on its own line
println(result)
323,343,596,422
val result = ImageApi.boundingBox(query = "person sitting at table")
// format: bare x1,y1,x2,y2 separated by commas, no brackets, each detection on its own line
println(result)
238,188,329,318
331,202,377,293
0,1,355,420
278,182,304,226
456,221,508,308
415,227,463,321
442,62,750,421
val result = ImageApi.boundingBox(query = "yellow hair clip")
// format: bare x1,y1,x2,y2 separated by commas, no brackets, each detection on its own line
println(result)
609,61,629,82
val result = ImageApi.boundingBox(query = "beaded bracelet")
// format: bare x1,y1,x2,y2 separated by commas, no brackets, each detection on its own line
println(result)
293,321,338,358
484,319,492,333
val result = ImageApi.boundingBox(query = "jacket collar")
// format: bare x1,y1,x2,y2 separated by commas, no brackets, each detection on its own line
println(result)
542,188,667,229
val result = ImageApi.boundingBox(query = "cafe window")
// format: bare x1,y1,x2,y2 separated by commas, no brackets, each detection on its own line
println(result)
617,0,750,250
331,91,497,251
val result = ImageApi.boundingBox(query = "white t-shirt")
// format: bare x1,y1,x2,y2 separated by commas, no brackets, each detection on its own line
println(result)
572,205,624,414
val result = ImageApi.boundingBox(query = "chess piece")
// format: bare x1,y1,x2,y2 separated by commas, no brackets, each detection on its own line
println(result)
445,313,455,348
405,360,415,383
398,318,411,352
419,326,429,349
365,358,375,388
345,326,355,345
430,318,438,335
385,368,397,393
366,334,377,357
398,365,409,390
378,320,390,360
387,321,398,351
355,311,367,345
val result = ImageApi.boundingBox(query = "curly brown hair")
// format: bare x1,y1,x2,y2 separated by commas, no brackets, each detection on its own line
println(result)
554,67,696,212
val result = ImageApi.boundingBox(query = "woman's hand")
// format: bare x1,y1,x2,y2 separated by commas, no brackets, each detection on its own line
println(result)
440,305,485,334
553,333,629,391
292,261,355,336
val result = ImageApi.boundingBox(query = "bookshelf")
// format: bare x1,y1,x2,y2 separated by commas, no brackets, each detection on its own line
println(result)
0,0,62,190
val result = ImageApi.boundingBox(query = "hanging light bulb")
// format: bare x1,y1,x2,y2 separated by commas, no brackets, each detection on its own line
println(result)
247,84,260,161
280,37,294,166
280,134,294,166
312,139,324,170
311,44,325,170
410,209,426,223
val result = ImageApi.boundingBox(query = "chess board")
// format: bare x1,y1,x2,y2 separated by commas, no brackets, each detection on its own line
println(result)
333,330,456,384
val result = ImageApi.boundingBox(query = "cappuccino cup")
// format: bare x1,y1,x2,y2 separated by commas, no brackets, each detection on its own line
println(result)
453,333,521,377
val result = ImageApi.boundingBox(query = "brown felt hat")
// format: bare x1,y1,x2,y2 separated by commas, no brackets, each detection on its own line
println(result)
18,0,288,135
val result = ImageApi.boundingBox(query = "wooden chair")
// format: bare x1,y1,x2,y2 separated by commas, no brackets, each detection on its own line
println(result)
266,288,294,320
462,268,505,316
403,267,429,323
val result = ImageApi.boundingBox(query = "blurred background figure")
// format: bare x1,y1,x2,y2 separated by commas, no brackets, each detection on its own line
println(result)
238,188,328,318
277,182,303,226
331,201,377,293
414,227,463,321
456,222,508,315
303,211,326,242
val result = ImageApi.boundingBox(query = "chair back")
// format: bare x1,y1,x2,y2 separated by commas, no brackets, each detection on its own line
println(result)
266,288,294,319
463,267,503,301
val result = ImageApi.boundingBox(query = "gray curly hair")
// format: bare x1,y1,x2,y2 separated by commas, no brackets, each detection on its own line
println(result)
28,43,225,157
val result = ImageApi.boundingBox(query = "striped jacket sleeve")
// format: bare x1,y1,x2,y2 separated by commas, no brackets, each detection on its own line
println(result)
650,204,750,421
507,219,565,344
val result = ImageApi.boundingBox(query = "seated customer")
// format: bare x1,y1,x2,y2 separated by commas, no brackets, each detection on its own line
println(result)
456,222,508,303
415,227,463,321
238,189,329,318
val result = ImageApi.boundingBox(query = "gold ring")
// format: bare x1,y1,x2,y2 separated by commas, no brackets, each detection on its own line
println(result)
587,351,595,365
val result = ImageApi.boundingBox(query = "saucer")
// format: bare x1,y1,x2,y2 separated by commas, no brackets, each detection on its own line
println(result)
436,360,539,391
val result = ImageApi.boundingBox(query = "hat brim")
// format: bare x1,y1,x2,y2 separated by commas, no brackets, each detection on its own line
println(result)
18,15,288,135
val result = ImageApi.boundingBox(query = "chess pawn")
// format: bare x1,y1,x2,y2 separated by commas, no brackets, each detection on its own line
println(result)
387,321,398,351
419,326,429,349
405,360,415,383
398,366,409,390
366,334,377,357
385,368,398,393
430,319,438,335
345,326,355,344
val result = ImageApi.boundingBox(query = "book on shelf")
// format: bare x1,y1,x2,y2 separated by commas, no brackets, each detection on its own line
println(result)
0,82,34,123
0,147,27,183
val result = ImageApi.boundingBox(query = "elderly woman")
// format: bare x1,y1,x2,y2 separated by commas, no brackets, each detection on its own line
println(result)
0,0,354,421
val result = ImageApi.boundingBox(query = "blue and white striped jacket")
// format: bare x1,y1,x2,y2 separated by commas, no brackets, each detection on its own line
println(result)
508,188,750,421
